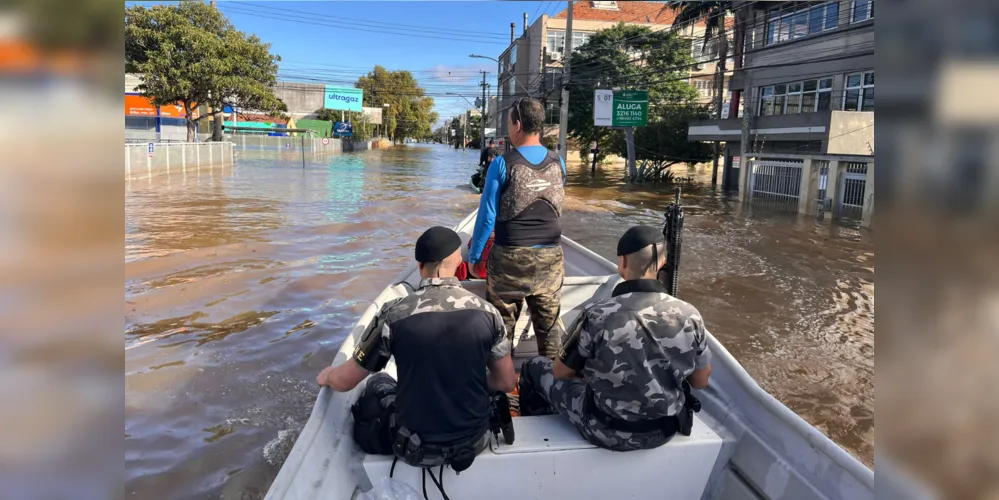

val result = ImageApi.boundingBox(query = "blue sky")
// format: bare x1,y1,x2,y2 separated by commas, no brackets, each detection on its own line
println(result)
132,1,564,127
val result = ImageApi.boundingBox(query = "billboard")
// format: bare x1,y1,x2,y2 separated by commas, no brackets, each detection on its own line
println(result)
324,85,363,112
124,94,156,116
360,106,383,125
124,94,198,119
593,89,648,127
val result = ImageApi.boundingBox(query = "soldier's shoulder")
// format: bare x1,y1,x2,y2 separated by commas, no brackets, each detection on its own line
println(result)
379,295,415,321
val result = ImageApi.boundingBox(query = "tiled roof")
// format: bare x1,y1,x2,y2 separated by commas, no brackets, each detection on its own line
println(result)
552,2,737,30
553,2,677,24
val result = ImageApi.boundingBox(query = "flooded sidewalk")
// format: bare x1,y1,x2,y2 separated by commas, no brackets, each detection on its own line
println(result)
125,146,873,498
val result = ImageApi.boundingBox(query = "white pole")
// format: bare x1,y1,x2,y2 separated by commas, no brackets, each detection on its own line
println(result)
557,0,574,159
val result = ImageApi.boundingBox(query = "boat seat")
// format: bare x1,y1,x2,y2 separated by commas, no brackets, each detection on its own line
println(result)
359,413,724,500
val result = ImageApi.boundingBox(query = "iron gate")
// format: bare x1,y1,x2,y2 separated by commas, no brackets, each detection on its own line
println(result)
749,158,804,211
839,161,868,221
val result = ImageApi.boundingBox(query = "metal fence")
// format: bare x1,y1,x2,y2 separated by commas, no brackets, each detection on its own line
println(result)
748,158,804,212
839,161,868,221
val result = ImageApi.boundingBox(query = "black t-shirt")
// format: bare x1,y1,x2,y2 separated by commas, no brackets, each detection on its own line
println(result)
352,278,510,444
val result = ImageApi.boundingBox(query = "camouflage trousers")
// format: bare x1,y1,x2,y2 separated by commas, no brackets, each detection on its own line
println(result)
518,357,674,452
486,244,564,359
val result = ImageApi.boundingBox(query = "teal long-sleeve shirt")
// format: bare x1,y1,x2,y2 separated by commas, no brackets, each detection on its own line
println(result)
468,145,566,265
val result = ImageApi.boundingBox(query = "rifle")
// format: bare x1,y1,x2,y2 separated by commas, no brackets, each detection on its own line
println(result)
658,187,684,297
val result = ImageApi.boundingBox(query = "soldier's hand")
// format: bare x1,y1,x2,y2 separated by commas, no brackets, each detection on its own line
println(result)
316,366,336,387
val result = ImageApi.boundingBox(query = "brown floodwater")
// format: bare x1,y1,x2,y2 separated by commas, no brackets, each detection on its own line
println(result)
125,145,874,498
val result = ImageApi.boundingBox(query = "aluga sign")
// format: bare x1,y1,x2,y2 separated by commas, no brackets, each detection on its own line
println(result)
593,89,649,127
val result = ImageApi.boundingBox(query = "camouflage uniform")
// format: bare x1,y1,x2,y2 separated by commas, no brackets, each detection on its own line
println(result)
352,277,511,458
486,244,564,358
518,279,712,451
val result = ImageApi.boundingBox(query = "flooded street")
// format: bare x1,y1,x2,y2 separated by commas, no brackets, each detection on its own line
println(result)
125,145,873,498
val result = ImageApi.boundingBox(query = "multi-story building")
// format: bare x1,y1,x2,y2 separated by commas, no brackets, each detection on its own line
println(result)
688,0,875,191
494,1,732,138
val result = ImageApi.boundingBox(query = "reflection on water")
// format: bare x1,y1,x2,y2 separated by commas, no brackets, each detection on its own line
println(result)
124,145,873,498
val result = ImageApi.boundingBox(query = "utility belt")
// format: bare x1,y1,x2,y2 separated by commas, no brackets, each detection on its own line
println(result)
393,426,488,472
393,392,515,473
585,381,701,436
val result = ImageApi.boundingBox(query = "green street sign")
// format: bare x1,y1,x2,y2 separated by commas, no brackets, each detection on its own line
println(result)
594,89,648,128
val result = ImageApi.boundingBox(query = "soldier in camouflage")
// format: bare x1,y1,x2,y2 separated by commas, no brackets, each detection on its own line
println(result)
468,97,567,359
317,227,517,466
517,225,713,451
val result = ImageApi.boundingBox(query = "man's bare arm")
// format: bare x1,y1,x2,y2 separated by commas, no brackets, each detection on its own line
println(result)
487,354,517,393
687,365,711,390
316,358,370,392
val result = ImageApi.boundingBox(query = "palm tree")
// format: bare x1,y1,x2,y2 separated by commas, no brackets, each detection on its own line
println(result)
661,1,747,186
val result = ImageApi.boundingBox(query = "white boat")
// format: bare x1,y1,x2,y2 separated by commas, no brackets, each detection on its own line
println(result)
266,211,879,500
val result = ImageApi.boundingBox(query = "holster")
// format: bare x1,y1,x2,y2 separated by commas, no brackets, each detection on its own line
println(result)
392,427,424,466
489,392,516,445
677,380,702,436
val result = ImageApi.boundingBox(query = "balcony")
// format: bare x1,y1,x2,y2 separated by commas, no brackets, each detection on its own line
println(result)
688,109,873,156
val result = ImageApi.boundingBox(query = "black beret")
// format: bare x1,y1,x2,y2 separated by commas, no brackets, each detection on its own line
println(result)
415,226,462,263
617,225,664,256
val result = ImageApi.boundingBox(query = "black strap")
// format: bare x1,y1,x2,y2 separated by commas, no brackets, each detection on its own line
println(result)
584,387,678,435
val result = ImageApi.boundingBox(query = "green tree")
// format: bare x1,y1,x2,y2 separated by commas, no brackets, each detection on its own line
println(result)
125,1,286,142
664,1,746,184
355,66,436,142
566,23,709,180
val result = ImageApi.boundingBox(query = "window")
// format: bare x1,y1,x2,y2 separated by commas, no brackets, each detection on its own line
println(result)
766,2,843,46
691,39,705,62
548,30,590,54
758,77,834,116
592,1,619,10
843,71,874,111
852,0,873,22
547,30,565,56
510,46,517,68
506,77,516,98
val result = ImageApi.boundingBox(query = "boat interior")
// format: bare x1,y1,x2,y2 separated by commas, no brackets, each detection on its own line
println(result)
265,213,874,500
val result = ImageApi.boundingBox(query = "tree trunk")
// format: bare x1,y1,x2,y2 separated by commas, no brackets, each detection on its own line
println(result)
185,104,196,142
212,109,224,141
711,11,729,187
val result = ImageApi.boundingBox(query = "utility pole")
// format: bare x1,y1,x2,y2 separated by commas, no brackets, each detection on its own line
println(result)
480,71,488,149
557,0,574,160
540,46,547,140
463,111,468,150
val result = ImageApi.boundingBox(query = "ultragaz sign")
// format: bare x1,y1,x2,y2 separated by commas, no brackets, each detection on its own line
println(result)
324,85,363,112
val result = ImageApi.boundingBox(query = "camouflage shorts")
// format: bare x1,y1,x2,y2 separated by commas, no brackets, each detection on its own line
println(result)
486,244,564,359
518,357,674,452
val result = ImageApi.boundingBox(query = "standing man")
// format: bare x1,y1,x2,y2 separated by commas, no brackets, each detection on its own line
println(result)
479,138,497,169
517,226,712,451
316,226,516,470
468,97,566,359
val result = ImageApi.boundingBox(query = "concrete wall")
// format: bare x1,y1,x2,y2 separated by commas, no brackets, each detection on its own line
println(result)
273,82,325,117
224,135,342,155
125,142,234,178
827,111,874,155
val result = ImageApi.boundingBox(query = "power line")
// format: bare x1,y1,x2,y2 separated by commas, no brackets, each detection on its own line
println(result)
220,4,509,45
225,1,512,39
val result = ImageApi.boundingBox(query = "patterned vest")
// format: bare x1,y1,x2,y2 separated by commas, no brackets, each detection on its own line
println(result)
495,148,565,247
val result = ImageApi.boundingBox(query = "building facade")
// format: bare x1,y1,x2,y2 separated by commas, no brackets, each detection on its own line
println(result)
124,73,201,142
494,1,730,138
687,0,875,191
